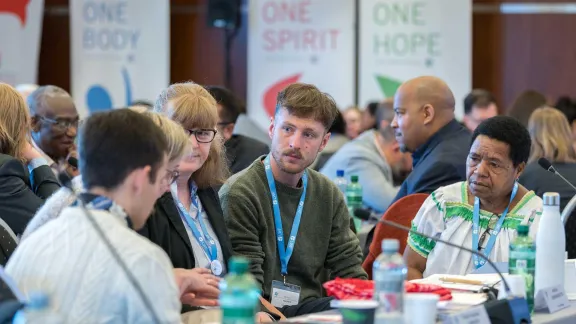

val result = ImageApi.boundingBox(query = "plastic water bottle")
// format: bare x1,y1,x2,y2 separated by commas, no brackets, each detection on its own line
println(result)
13,292,63,324
509,224,535,312
220,256,260,324
373,239,406,324
535,192,565,297
346,175,363,232
334,170,348,195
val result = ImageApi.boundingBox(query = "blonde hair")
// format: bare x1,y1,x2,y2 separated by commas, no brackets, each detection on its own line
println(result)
156,83,230,188
129,107,189,164
0,83,31,161
528,106,576,163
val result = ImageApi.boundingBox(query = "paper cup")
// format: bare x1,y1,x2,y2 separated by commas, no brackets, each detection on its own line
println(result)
330,300,378,324
403,293,440,324
498,274,527,300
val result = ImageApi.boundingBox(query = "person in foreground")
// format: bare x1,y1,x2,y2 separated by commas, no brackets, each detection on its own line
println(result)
0,83,60,238
404,116,542,279
220,83,367,317
7,110,220,323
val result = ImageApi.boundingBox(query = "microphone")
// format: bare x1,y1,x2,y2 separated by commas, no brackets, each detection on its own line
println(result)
67,156,78,169
538,157,576,191
57,172,161,324
354,208,531,323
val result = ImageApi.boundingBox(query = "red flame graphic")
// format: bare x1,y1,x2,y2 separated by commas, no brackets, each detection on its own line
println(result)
0,0,30,27
262,74,302,117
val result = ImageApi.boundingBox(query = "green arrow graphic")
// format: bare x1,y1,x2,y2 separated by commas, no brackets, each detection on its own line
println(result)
375,75,403,98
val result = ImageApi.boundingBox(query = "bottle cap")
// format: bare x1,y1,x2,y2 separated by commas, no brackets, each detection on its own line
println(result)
543,192,560,206
351,175,359,182
381,239,399,252
517,224,529,236
337,170,344,177
228,256,250,274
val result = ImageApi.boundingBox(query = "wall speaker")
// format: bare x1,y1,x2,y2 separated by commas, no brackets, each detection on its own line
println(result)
207,0,240,29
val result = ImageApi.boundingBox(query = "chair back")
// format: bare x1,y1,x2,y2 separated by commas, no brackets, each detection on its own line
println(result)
362,193,428,279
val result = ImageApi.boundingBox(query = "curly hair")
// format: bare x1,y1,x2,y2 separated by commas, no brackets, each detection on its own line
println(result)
471,116,531,167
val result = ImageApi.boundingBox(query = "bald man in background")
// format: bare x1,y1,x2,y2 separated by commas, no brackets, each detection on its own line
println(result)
363,76,470,254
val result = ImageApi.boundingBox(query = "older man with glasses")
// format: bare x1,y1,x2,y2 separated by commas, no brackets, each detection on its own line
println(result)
28,85,80,176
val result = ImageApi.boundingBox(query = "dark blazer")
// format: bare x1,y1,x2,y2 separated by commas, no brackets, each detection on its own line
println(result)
363,120,470,255
0,154,61,236
139,187,233,270
225,134,269,174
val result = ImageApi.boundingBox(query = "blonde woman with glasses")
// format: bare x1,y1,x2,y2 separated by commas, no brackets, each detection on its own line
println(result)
0,83,60,239
519,106,576,211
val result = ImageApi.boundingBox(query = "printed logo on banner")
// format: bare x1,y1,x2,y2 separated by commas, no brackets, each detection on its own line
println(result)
0,0,30,26
375,75,402,99
85,67,133,113
263,74,302,117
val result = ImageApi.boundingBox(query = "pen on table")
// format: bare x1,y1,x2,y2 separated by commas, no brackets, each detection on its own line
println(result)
439,277,484,285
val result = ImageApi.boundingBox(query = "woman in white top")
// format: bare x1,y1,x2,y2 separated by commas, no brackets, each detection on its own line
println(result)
405,116,542,279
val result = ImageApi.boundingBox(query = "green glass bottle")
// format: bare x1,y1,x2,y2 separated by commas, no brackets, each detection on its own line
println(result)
509,224,536,313
346,175,363,232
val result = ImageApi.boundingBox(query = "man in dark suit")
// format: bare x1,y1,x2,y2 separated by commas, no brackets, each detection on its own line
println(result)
0,144,61,237
205,86,269,174
363,76,470,255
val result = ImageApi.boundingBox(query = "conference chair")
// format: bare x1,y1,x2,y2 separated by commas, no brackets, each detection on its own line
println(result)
362,193,428,279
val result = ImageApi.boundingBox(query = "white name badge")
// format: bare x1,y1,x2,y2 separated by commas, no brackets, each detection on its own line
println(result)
535,284,570,313
445,305,491,324
271,280,301,308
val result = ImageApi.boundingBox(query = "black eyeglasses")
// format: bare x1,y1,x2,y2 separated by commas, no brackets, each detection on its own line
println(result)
478,214,498,251
186,129,217,143
39,116,80,132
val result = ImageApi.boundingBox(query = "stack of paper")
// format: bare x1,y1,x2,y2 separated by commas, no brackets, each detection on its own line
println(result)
410,274,502,292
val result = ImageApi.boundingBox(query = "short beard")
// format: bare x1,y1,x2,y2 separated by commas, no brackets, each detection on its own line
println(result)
271,149,311,174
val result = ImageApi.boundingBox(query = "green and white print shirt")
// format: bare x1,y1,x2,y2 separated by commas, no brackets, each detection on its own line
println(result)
408,181,543,277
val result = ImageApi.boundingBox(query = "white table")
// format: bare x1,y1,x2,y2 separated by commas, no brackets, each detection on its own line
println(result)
283,301,576,323
533,300,576,323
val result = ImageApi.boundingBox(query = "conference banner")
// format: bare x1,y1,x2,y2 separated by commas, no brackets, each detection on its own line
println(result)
358,0,471,118
70,0,169,116
0,0,44,85
247,0,356,131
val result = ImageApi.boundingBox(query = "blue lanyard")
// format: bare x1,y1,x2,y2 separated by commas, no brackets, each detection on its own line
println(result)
263,155,308,278
90,196,114,210
75,194,133,229
472,181,519,268
172,183,218,262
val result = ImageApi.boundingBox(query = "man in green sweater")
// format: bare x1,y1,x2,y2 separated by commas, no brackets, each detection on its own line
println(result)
219,83,367,317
